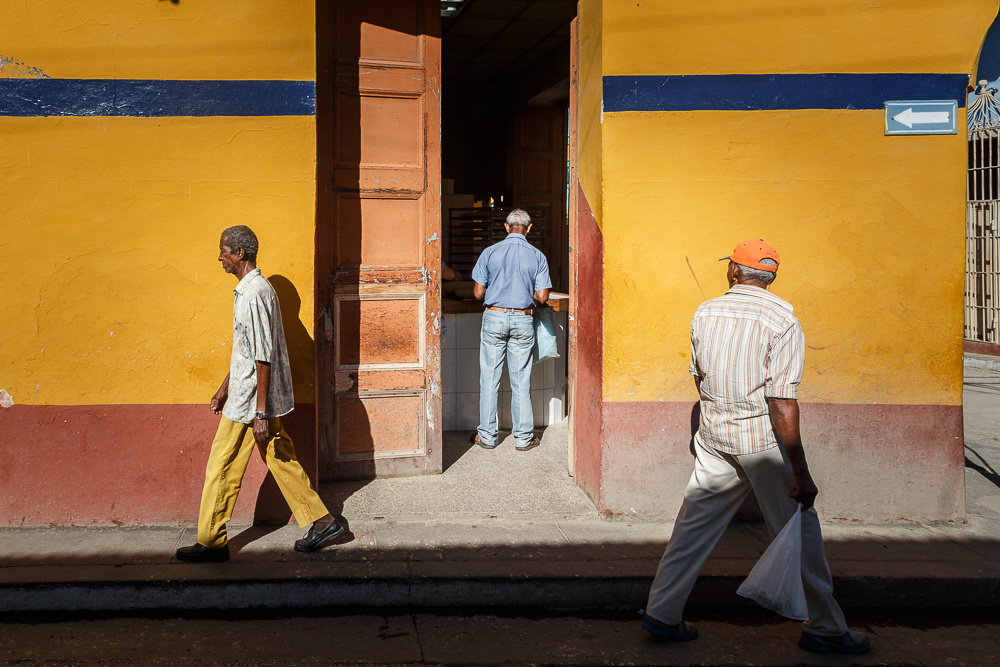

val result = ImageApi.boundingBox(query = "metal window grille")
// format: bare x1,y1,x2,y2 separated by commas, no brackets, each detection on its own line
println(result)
966,81,1000,343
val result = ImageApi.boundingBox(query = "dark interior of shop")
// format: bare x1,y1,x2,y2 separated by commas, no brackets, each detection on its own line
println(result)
440,0,575,292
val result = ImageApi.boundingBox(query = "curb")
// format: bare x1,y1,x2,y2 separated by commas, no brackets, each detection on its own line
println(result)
2,567,998,612
964,355,1000,372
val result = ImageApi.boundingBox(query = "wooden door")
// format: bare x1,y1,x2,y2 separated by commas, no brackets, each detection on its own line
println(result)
317,0,442,480
511,107,568,291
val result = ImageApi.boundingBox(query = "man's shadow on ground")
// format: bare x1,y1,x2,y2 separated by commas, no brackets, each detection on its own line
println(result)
228,274,355,555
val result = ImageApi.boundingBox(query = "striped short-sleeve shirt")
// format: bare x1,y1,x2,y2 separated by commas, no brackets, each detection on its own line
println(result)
690,284,805,455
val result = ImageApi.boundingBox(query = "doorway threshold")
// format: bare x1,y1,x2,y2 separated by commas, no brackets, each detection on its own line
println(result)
323,421,595,521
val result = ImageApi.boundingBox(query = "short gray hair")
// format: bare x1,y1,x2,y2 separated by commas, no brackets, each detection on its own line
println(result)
222,225,259,262
736,258,777,285
506,209,531,230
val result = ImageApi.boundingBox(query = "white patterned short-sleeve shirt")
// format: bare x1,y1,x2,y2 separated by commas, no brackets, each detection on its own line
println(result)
222,268,295,424
690,284,805,455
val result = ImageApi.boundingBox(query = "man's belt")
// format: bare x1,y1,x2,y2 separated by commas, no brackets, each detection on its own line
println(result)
488,306,533,315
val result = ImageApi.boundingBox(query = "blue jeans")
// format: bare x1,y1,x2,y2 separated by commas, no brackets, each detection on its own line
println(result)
478,310,535,447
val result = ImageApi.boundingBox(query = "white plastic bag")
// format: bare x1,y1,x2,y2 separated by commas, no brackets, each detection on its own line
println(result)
532,308,559,363
736,504,809,620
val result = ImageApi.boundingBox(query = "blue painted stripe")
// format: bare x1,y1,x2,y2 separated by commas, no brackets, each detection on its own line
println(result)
603,73,970,112
0,79,315,117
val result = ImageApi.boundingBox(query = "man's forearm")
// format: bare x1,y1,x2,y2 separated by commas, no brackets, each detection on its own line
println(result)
220,373,230,390
768,398,810,474
255,362,270,414
534,288,549,305
768,397,818,508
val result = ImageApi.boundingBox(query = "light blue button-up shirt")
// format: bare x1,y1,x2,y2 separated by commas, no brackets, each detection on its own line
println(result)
471,233,551,309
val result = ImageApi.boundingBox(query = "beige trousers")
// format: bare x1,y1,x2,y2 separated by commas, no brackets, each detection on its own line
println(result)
646,432,848,637
197,416,329,548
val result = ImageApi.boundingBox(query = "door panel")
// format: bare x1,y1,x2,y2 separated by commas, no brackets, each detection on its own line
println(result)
334,194,424,267
337,2,422,64
317,0,442,480
512,107,567,291
336,391,426,459
335,294,425,370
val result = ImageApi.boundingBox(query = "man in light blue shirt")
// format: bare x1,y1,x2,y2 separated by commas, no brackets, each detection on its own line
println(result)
471,209,551,450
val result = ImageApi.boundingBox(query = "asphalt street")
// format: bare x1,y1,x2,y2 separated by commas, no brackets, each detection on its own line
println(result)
0,608,997,667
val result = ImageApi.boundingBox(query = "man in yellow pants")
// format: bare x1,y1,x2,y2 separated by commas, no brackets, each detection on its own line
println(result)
176,225,342,563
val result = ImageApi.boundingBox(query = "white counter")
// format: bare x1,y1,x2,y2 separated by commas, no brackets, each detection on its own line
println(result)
440,311,568,431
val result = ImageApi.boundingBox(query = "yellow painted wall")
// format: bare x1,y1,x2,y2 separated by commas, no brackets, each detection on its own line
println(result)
0,0,315,80
0,1,318,407
603,109,968,404
599,1,998,406
577,0,603,223
604,0,993,76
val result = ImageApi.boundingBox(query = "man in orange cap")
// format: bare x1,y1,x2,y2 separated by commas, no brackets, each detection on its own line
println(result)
642,240,869,655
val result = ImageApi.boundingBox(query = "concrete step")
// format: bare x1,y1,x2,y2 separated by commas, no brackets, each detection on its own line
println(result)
3,557,999,613
2,515,998,612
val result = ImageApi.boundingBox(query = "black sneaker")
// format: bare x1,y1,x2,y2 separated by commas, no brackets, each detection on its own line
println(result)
176,543,230,563
799,630,870,654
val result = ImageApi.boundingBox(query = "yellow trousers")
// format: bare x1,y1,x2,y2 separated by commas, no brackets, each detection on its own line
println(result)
197,416,329,548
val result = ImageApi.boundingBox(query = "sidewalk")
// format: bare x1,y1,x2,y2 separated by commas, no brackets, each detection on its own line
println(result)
2,365,999,613
2,512,998,612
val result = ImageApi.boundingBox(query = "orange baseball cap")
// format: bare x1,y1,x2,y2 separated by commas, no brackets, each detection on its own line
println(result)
720,239,780,272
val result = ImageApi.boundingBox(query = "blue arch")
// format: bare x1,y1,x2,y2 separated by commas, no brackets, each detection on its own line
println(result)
978,10,1000,83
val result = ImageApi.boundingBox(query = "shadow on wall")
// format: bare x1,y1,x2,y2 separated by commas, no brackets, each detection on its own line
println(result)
269,275,314,397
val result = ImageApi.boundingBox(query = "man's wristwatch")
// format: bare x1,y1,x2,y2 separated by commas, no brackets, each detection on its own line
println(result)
255,410,267,421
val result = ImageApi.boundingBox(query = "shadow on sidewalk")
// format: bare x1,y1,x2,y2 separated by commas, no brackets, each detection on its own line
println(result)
967,446,1000,490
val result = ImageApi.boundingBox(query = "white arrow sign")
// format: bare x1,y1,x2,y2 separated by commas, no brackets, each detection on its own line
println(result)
891,107,951,128
885,100,957,135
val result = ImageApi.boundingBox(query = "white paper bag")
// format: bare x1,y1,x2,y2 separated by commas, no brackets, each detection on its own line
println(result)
736,504,809,620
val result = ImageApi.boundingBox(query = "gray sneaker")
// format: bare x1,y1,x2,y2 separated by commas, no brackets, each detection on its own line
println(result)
799,629,870,654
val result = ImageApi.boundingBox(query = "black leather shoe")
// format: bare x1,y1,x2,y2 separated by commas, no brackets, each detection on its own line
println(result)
294,518,345,553
176,543,230,563
642,614,698,641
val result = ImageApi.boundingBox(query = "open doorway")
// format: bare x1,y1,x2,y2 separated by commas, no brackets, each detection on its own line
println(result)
438,0,576,452
315,0,581,499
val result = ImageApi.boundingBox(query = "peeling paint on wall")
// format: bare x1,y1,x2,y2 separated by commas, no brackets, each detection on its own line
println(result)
0,56,49,79
0,390,14,408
